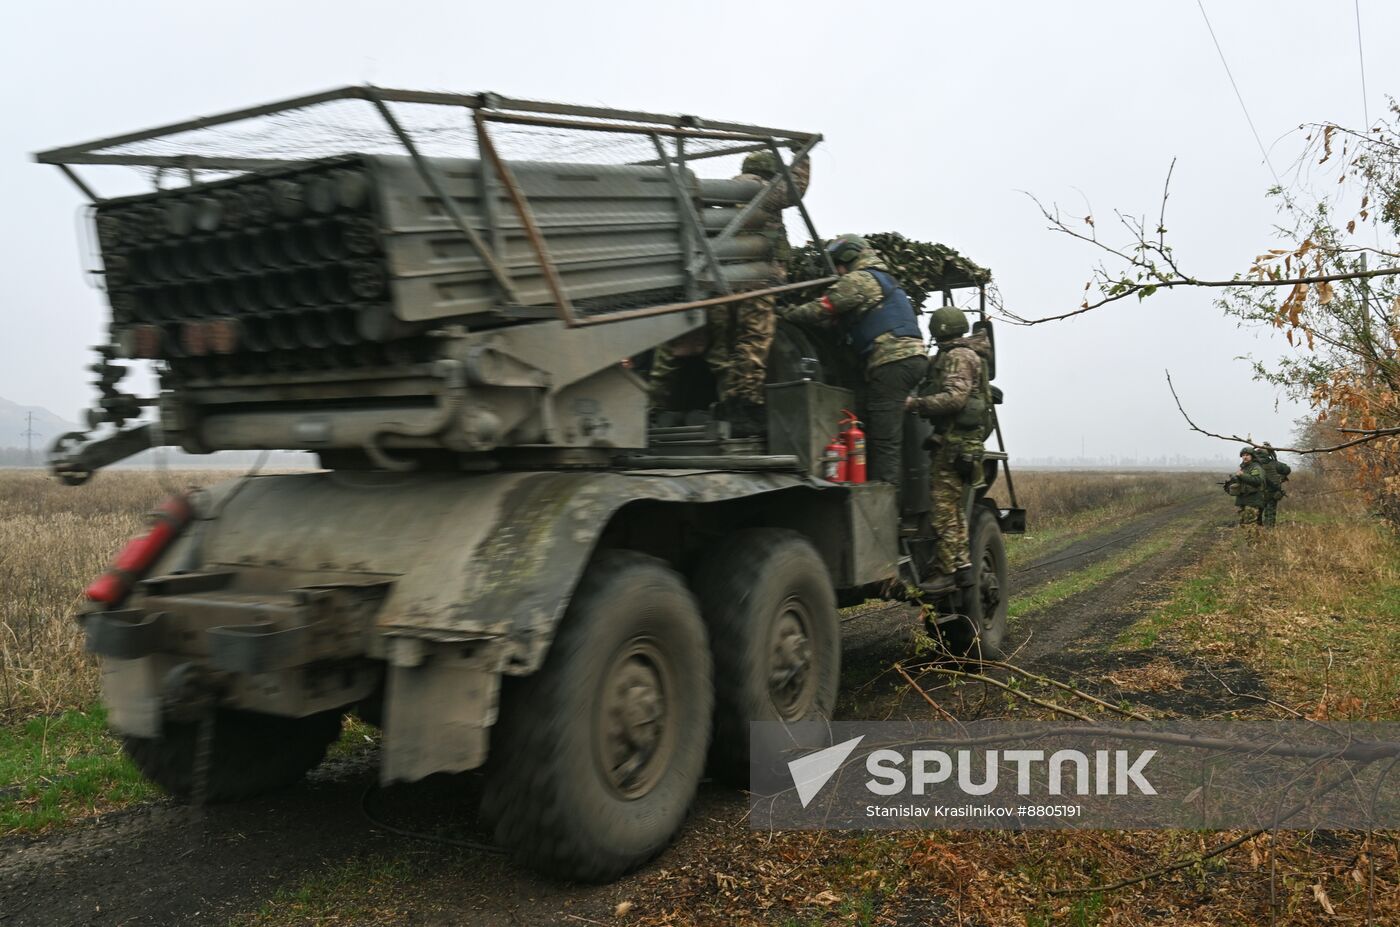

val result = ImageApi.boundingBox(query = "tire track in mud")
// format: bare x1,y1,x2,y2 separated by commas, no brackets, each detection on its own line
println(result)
0,492,1230,927
836,493,1219,715
1009,495,1220,661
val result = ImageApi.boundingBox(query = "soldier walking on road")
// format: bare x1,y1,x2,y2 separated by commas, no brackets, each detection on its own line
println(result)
779,234,927,486
651,150,811,437
1233,448,1266,535
1253,444,1291,527
905,307,993,593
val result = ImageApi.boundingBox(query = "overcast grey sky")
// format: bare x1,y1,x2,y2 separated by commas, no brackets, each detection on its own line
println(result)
2,0,1394,462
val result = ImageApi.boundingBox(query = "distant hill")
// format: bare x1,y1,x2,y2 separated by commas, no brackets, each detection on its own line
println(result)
0,396,81,449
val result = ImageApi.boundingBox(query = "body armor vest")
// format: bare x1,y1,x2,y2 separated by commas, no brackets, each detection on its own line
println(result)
846,268,921,356
924,345,993,440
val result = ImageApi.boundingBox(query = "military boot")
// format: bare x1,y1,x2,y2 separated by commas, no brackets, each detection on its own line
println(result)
918,562,973,598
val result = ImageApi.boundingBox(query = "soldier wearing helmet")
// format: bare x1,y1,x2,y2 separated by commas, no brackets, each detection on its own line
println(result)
1234,447,1266,532
1252,443,1290,527
650,147,811,436
779,234,927,486
905,305,994,591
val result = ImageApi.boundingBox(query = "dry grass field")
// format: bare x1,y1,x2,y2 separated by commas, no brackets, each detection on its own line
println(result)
1010,470,1206,525
1006,468,1208,564
1121,475,1400,718
0,469,237,722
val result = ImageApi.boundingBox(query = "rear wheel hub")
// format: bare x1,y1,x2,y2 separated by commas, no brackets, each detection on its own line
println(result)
768,598,816,719
598,640,674,799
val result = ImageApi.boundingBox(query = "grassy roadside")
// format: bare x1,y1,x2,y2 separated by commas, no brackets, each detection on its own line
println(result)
0,710,379,837
1118,499,1400,717
0,705,158,834
1007,515,1196,620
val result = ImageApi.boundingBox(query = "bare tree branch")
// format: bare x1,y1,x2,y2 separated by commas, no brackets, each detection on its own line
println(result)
1165,370,1400,453
1002,262,1400,327
1050,760,1370,897
1006,161,1400,327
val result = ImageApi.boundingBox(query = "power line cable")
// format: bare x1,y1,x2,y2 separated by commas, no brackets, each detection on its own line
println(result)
1352,1,1382,249
1354,0,1370,129
1195,0,1281,185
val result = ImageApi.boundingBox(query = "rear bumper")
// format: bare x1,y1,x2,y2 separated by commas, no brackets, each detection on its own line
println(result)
85,567,505,785
84,568,393,737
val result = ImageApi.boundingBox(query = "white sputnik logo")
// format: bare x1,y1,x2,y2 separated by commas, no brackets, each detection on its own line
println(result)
788,736,865,807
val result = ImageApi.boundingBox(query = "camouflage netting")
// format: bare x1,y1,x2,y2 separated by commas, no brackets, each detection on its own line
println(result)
785,233,991,309
61,95,781,197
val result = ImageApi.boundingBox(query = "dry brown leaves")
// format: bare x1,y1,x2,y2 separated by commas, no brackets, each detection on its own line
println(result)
1105,660,1187,693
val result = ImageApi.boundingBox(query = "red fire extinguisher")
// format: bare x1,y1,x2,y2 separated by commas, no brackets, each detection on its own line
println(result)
840,411,867,484
822,434,849,482
84,494,194,606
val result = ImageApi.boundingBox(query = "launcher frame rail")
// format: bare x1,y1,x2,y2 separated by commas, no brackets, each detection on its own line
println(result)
34,85,834,327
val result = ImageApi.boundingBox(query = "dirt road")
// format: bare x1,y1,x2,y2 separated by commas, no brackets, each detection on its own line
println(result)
0,491,1242,927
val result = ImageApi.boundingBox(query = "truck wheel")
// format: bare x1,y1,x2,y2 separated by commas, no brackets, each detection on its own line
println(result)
122,708,343,802
929,507,1008,661
694,529,840,785
484,551,712,883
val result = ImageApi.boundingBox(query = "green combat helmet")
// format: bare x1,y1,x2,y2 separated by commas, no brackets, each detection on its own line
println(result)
928,305,970,341
1239,447,1255,458
741,150,779,178
825,234,870,267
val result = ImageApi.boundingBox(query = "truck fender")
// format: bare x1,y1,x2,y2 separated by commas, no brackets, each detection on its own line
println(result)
170,468,815,675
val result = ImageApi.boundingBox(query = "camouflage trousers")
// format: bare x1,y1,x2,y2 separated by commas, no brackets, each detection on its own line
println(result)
1237,505,1262,528
1261,498,1279,527
930,441,982,575
650,294,775,408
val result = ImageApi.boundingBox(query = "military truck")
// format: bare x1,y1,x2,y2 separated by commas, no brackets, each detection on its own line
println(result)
37,87,1023,882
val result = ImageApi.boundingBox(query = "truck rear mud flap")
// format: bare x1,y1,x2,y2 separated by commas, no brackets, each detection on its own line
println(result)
997,506,1027,534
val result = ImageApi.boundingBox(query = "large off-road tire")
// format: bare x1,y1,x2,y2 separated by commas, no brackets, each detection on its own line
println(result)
122,708,343,802
930,506,1008,661
483,551,713,883
693,529,841,785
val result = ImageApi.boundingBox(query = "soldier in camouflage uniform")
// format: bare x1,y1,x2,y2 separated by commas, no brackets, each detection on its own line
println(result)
905,307,993,591
1233,448,1266,533
1253,444,1291,527
650,150,811,436
779,234,927,485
